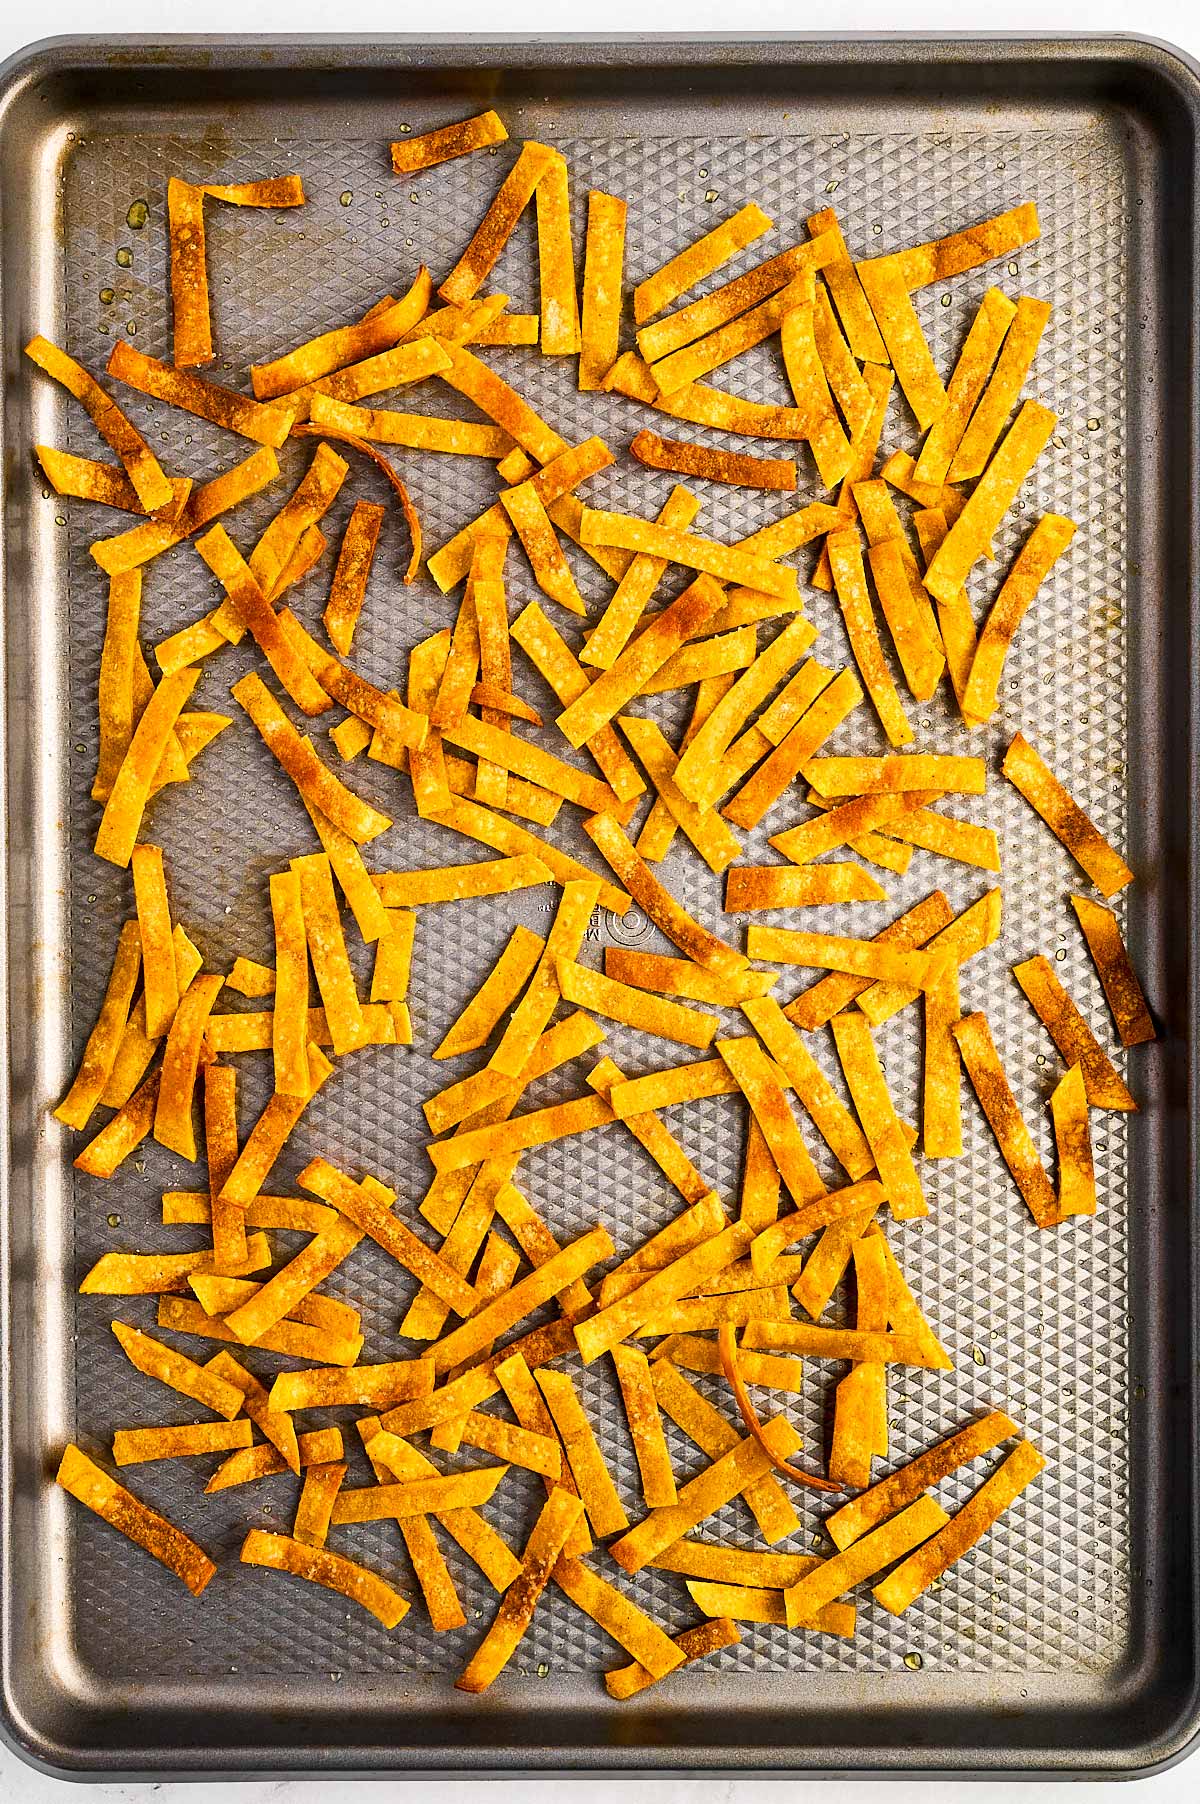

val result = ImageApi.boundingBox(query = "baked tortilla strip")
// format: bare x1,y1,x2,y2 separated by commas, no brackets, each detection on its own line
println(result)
855,887,1002,1026
1050,1063,1097,1218
605,349,816,442
962,515,1077,724
1012,955,1136,1110
575,1221,750,1364
912,287,1016,488
783,1494,951,1627
455,1487,586,1693
1002,732,1132,898
901,201,1041,288
648,261,826,394
874,1440,1046,1615
93,570,149,801
717,1035,825,1209
427,1224,615,1376
556,575,727,746
805,753,984,797
631,428,795,492
25,335,175,513
826,1410,1018,1550
429,796,628,912
603,948,775,1006
555,1554,685,1677
510,600,645,806
577,187,628,386
297,1158,480,1315
611,1343,678,1509
826,528,913,747
951,1010,1060,1227
806,207,887,362
305,393,509,458
738,1112,782,1232
924,401,1058,605
855,256,947,430
635,202,773,324
92,445,279,577
557,958,719,1050
153,972,223,1160
746,926,935,988
605,1616,740,1700
440,140,558,305
323,498,385,656
392,108,507,171
588,1059,714,1204
637,239,825,362
583,485,701,669
950,294,1053,481
92,666,201,867
578,510,799,601
583,811,747,977
740,994,874,1179
636,672,735,859
241,1529,408,1629
442,717,617,814
779,292,853,487
812,280,875,436
232,671,393,843
923,951,964,1159
722,667,864,831
724,862,883,911
425,1091,615,1174
250,273,430,400
535,1370,628,1535
616,714,741,876
54,919,142,1131
106,340,296,446
673,614,818,805
769,791,930,869
685,1578,855,1637
533,149,581,354
1070,894,1155,1046
56,1444,215,1594
429,439,614,593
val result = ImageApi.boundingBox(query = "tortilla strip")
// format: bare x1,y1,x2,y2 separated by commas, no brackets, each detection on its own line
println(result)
292,852,364,1055
79,1234,268,1297
352,1424,461,1627
924,400,1059,604
883,453,969,532
56,1443,215,1593
231,671,393,844
603,949,774,1008
527,1369,625,1535
631,428,795,492
425,1090,614,1174
615,715,741,876
1002,732,1132,899
684,1578,853,1636
745,1177,886,1277
380,1366,497,1437
73,1065,162,1178
250,273,430,401
823,528,913,747
672,615,818,805
583,811,747,978
805,207,887,362
438,339,568,464
195,527,330,713
855,256,947,430
606,1614,740,1699
455,1486,585,1693
499,481,582,614
159,1292,361,1366
809,359,895,591
371,855,551,910
779,294,853,487
206,1423,342,1492
783,1494,951,1626
92,570,147,800
439,139,558,305
856,888,1001,1026
579,511,798,602
826,1011,923,1219
319,499,385,656
722,667,864,831
151,971,222,1159
825,1410,1017,1551
736,1112,781,1233
433,925,544,1061
717,1036,826,1213
582,491,700,672
654,1335,805,1395
951,1010,1059,1226
1070,894,1155,1046
613,1413,803,1573
636,673,734,859
922,950,964,1158
746,926,935,988
204,1003,396,1057
875,1440,1046,1614
390,107,506,171
813,283,875,437
92,442,279,578
635,202,773,324
556,958,718,1051
913,288,1017,491
605,1343,677,1510
806,754,984,799
740,996,873,1183
902,201,1042,287
640,237,832,375
106,339,295,447
26,335,176,513
605,350,817,442
265,869,309,1097
105,1320,243,1421
55,920,142,1131
102,924,202,1107
220,1217,362,1348
1050,1063,1096,1218
851,798,1000,873
576,1220,750,1365
429,439,614,594
430,796,628,913
217,1042,335,1207
294,1156,479,1316
530,149,581,354
724,863,882,913
38,445,175,512
950,295,1053,481
164,177,216,366
445,718,618,816
472,313,538,346
557,575,726,746
963,515,1077,723
288,1458,345,1549
240,1527,408,1628
640,627,758,693
432,1224,616,1378
1012,956,1136,1110
305,393,508,458
92,666,200,866
287,335,452,419
110,1417,253,1466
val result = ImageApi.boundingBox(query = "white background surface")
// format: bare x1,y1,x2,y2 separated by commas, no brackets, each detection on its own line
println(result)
1,4,1195,1798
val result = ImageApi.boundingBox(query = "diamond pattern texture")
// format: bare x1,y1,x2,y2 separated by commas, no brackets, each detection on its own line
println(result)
56,115,1129,1687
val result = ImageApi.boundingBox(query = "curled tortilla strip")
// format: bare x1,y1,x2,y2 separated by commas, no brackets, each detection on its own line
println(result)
241,1529,408,1628
631,428,795,492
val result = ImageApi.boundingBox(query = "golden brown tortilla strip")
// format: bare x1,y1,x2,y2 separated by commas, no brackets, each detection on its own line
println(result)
579,510,798,600
874,1440,1046,1614
222,1216,362,1348
923,951,964,1159
93,570,149,800
500,482,582,614
950,294,1053,481
26,335,175,514
583,487,701,670
783,1494,950,1626
218,1043,335,1207
557,575,726,746
746,926,935,988
195,526,331,713
830,1011,925,1220
809,360,895,590
649,266,813,396
963,515,1077,724
603,948,774,1007
1012,956,1136,1111
722,667,864,831
533,149,581,354
806,753,985,797
456,1486,585,1692
724,862,881,912
111,1419,253,1466
231,671,393,845
531,1369,626,1535
631,429,795,492
717,1035,826,1212
306,393,509,458
605,1615,740,1699
473,313,539,346
741,995,875,1181
250,272,430,400
951,1010,1059,1227
93,666,200,867
609,1343,677,1509
242,1528,408,1629
637,236,832,364
882,450,969,522
322,499,385,657
826,1410,1017,1550
635,202,773,325
106,339,295,446
672,615,817,806
160,1294,361,1366
298,1157,480,1316
780,292,853,487
203,1003,396,1057
372,855,551,908
924,401,1058,605
901,201,1041,287
293,852,364,1055
855,256,947,430
57,1443,215,1593
429,438,613,592
825,528,913,747
432,795,627,913
573,187,628,387
639,626,758,693
356,1419,470,1628
606,350,817,442
152,971,223,1160
165,178,213,367
1070,894,1155,1046
806,208,887,362
576,1220,750,1364
204,1424,342,1492
1002,732,1131,898
813,282,875,436
582,811,746,978
38,446,182,512
293,1460,347,1548
685,1578,854,1636
554,1553,685,1678
439,140,558,305
855,887,1001,1026
392,109,507,172
913,287,1016,489
556,958,719,1051
268,869,310,1098
1050,1064,1096,1218
55,920,142,1131
616,714,741,876
433,924,544,1060
439,339,568,463
109,1320,242,1419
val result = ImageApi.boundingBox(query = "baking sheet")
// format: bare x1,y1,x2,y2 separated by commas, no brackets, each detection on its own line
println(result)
2,36,1196,1777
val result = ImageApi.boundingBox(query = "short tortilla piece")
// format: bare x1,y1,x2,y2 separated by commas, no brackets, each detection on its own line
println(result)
292,1460,347,1548
855,256,947,430
605,1615,740,1700
189,1272,359,1342
356,1420,467,1630
724,862,882,911
323,499,385,656
631,428,796,492
584,486,703,673
554,1554,685,1679
612,1414,803,1573
556,959,718,1051
294,852,364,1055
231,672,393,845
92,445,279,578
241,1528,408,1629
25,335,175,513
206,1425,344,1491
165,179,214,367
769,793,929,872
605,350,818,442
392,109,507,171
218,1043,335,1206
455,1487,585,1693
56,1444,215,1594
963,514,1077,723
831,1012,926,1220
55,920,142,1131
790,1202,879,1320
913,287,1017,488
826,529,913,747
153,972,223,1160
855,888,1001,1027
1070,895,1155,1047
783,1494,951,1627
578,510,798,601
924,401,1058,605
590,1056,712,1204
434,924,544,1061
439,340,568,463
1050,1064,1096,1218
950,295,1053,481
203,1003,395,1056
923,951,964,1159
867,534,945,703
583,811,746,977
951,1011,1059,1227
806,208,887,362
640,626,758,693
1012,955,1136,1111
638,239,824,363
685,1578,854,1637
722,667,865,831
874,1440,1046,1614
204,1349,300,1471
93,666,201,867
440,140,558,306
74,1068,160,1179
856,799,1000,873
492,1352,590,1555
475,876,600,1085
475,314,539,346
109,1321,242,1419
111,1419,253,1466
610,1344,678,1509
501,481,583,614
38,446,172,513
93,570,148,802
738,1113,782,1234
603,948,775,1007
306,394,510,459
635,203,773,324
301,794,393,944
1002,732,1132,899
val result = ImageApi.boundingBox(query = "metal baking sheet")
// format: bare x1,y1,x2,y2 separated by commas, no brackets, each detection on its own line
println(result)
1,34,1197,1780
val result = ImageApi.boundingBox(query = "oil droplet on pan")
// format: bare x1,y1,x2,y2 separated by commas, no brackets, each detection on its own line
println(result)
107,1213,120,1228
99,287,114,305
903,1652,923,1670
340,191,353,206
115,248,132,268
126,199,148,229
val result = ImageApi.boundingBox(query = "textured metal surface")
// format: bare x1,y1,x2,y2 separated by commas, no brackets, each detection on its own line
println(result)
1,35,1198,1780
